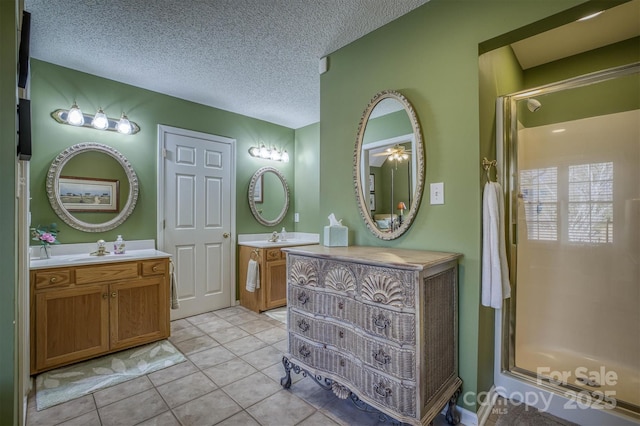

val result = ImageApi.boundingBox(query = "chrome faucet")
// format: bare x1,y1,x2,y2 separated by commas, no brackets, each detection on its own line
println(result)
268,231,280,242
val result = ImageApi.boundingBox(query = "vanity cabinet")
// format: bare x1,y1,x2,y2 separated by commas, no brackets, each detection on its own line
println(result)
31,258,170,373
280,246,462,425
239,246,288,312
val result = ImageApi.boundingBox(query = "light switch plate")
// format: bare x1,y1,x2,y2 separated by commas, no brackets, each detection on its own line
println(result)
430,182,444,205
294,212,300,222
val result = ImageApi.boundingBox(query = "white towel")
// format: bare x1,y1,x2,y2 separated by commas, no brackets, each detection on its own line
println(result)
482,181,511,309
246,259,260,292
170,260,180,310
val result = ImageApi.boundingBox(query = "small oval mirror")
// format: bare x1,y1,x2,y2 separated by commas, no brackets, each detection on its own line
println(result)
46,142,139,232
354,90,424,240
248,166,290,226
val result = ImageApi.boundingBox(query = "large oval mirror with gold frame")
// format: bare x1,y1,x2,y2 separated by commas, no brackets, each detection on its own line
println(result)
354,90,424,240
46,142,139,232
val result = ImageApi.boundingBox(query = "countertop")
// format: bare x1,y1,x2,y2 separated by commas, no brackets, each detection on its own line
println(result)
281,245,461,271
30,249,171,270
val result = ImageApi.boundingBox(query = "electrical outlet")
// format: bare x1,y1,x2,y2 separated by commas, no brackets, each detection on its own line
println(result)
430,182,444,205
294,213,300,222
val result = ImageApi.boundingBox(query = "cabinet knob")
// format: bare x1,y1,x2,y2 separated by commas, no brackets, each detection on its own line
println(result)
102,293,109,299
111,292,117,298
152,266,158,272
50,277,57,283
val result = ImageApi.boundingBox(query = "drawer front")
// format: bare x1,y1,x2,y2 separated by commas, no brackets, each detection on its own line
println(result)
76,262,138,284
290,310,415,380
289,286,415,346
141,259,167,276
288,333,416,418
359,365,417,418
266,248,280,261
34,269,72,289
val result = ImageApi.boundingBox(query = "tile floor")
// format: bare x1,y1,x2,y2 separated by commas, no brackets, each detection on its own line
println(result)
26,305,454,426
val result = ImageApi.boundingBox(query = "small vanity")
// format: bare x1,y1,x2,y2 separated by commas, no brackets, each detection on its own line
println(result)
238,235,318,313
30,245,171,374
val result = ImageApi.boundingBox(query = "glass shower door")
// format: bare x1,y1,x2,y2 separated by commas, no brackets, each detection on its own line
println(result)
509,68,639,413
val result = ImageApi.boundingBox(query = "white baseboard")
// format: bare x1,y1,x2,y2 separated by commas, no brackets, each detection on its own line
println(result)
476,385,498,426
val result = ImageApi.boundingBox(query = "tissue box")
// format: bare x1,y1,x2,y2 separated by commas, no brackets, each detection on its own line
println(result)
323,226,348,247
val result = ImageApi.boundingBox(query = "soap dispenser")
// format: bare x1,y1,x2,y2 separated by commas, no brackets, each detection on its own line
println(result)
114,235,126,254
280,227,287,241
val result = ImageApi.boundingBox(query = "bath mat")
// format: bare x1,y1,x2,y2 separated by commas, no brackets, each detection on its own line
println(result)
265,307,287,324
35,340,186,411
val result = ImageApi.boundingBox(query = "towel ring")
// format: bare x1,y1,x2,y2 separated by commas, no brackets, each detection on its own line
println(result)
250,249,260,261
482,157,497,182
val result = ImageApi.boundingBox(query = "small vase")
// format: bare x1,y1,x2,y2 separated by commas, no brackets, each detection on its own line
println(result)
40,245,51,259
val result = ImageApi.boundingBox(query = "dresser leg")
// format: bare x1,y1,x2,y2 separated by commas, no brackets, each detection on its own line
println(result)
445,386,462,425
280,356,292,388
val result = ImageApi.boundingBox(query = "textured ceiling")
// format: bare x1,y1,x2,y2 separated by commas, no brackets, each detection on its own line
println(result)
24,0,429,129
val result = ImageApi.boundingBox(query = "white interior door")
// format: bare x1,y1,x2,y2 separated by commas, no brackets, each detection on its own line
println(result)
158,125,236,320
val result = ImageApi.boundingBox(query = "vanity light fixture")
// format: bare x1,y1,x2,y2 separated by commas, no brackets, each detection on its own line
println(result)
51,103,140,135
248,142,289,162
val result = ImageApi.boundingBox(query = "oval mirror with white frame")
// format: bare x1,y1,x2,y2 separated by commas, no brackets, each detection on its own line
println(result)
46,142,139,232
354,90,424,240
248,166,290,226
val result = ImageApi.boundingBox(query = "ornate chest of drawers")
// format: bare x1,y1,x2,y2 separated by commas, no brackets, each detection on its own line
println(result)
280,246,462,425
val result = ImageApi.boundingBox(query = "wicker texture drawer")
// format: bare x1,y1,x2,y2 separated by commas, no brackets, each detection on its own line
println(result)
290,309,416,380
288,333,416,417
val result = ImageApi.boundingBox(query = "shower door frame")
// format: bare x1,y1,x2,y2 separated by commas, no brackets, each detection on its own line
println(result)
496,62,640,419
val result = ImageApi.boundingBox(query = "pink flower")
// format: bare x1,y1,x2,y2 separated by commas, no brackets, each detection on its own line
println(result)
40,233,56,243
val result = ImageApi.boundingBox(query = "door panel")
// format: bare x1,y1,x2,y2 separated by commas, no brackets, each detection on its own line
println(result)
161,126,235,319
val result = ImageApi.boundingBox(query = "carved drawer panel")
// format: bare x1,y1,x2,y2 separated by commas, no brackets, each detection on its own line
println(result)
358,364,417,418
288,285,416,346
357,304,415,345
290,309,416,380
288,255,319,287
288,333,416,418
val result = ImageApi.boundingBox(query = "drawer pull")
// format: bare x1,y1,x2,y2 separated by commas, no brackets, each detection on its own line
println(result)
338,302,344,309
374,382,392,398
111,292,117,298
373,349,391,365
340,359,345,367
297,292,309,305
338,330,344,338
152,265,158,272
372,313,391,330
297,319,310,332
299,345,311,358
50,277,57,283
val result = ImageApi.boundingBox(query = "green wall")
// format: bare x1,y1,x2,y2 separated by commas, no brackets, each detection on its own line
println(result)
293,122,320,232
318,0,587,412
0,0,17,422
29,60,296,245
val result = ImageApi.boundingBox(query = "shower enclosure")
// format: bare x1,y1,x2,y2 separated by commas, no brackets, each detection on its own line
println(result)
497,63,639,421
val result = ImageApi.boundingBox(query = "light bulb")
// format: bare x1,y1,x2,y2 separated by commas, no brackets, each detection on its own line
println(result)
249,146,260,157
259,144,270,159
67,101,84,126
116,113,132,134
91,108,109,130
270,149,281,161
282,150,289,163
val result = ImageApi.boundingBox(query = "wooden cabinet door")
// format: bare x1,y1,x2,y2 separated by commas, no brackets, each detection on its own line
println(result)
35,284,109,371
265,259,287,310
110,276,169,351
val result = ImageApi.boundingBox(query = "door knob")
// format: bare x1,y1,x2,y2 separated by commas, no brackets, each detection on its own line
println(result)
223,233,230,238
